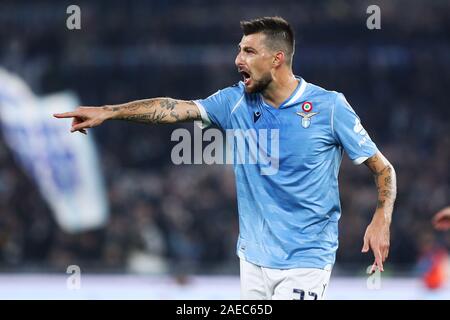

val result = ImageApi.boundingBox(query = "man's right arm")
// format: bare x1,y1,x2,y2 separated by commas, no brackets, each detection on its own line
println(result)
53,98,202,133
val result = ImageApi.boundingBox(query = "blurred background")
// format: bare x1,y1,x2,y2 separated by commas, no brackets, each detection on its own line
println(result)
0,0,449,299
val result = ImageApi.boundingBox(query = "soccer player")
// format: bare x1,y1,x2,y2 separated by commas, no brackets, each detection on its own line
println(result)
433,207,450,231
54,17,397,300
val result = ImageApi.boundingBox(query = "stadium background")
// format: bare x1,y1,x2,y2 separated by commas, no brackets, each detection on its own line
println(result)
0,0,449,299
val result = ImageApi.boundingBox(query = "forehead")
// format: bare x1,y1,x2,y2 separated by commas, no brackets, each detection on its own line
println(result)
239,33,268,50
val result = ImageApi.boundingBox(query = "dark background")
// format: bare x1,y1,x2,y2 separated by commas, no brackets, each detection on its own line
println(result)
0,0,449,276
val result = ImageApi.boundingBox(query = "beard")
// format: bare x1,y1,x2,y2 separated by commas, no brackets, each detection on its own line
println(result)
245,72,272,94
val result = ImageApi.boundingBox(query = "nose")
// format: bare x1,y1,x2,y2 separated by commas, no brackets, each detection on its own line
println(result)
235,52,243,68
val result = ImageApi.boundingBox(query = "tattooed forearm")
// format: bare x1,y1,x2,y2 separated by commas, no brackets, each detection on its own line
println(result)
364,153,397,219
375,166,395,209
102,98,200,124
170,111,181,121
160,99,179,111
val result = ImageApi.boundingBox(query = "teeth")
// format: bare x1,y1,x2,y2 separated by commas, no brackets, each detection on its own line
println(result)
239,71,250,85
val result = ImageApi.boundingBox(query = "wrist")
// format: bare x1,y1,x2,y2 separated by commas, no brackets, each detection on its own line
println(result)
102,105,121,120
372,209,391,226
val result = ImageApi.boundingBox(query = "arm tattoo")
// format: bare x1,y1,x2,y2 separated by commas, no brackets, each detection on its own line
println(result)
365,154,397,214
103,99,200,124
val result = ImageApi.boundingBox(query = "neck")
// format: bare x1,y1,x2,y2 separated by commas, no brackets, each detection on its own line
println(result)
261,69,298,108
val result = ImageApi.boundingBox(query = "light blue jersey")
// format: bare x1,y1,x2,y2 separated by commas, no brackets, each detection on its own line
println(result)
194,77,378,269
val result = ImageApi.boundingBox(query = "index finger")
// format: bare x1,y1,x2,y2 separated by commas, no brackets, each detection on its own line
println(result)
374,248,384,272
53,111,78,118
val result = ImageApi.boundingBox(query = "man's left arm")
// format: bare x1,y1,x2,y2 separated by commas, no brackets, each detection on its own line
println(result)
362,151,397,272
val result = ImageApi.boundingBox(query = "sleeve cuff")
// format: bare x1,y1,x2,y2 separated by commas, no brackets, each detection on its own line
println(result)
352,156,369,165
193,100,212,129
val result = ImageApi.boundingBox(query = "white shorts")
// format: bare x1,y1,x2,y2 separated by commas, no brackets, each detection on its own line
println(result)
240,258,332,300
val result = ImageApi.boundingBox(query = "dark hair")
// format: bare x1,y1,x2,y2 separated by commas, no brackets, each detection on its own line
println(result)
240,16,295,65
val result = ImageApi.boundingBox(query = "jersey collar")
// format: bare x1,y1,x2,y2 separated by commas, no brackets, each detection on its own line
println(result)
259,76,308,109
281,77,307,108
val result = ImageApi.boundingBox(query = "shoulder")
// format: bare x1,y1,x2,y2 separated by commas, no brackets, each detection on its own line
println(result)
304,82,342,103
301,81,347,116
197,82,248,120
221,81,259,111
220,81,246,98
304,81,357,113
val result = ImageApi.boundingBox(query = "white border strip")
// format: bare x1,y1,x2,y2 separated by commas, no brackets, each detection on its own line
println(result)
231,94,245,114
193,100,211,129
353,156,369,165
284,78,307,106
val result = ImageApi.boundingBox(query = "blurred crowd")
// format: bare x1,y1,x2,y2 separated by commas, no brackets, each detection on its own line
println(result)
0,0,449,275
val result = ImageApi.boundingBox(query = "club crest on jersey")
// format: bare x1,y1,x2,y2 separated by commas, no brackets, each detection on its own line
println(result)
296,105,318,129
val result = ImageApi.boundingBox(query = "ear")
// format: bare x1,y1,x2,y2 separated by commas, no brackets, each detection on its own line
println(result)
272,51,285,67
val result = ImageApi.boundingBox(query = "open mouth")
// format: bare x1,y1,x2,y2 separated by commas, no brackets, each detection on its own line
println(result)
239,70,251,86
